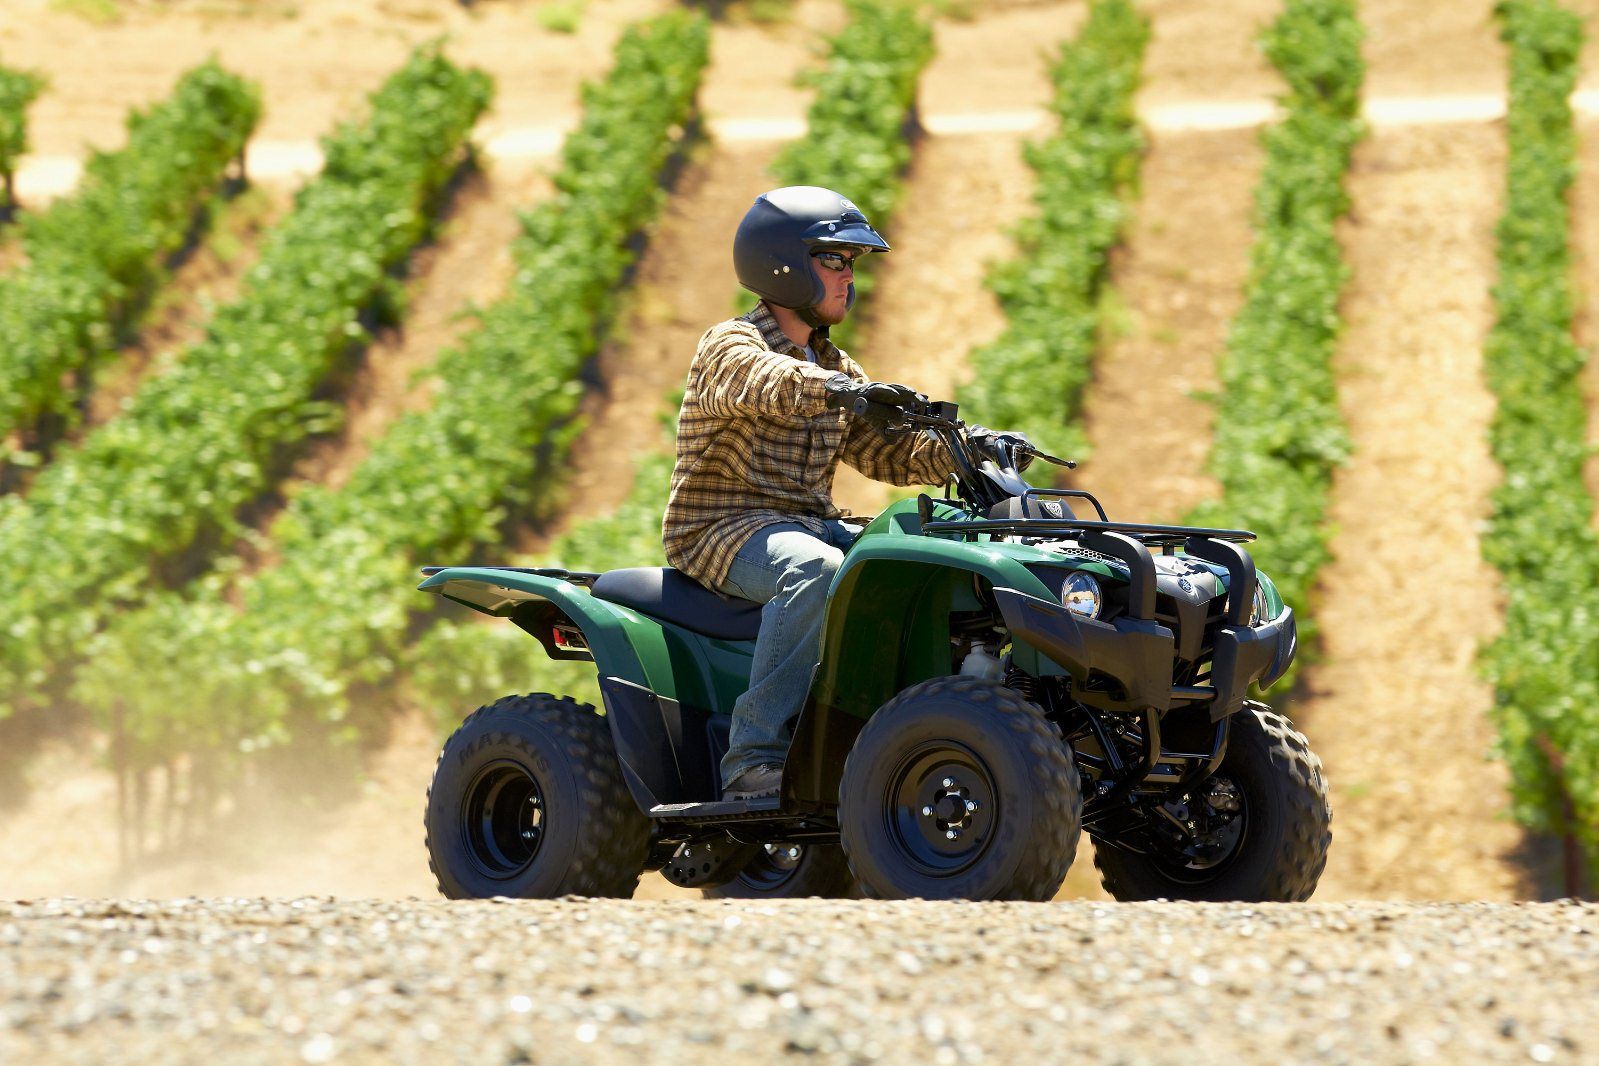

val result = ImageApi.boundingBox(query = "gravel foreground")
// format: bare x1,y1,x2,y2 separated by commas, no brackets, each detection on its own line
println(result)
2,899,1596,1064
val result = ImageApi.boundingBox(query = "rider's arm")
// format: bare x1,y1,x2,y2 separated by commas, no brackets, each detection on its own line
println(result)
835,356,954,486
691,323,839,419
841,417,954,486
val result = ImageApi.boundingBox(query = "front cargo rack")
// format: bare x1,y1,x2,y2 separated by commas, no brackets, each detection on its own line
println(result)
921,517,1256,548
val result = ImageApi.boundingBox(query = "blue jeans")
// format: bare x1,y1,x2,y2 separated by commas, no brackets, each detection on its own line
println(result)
716,519,860,786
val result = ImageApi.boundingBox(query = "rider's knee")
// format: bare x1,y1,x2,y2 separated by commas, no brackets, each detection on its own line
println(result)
781,544,843,597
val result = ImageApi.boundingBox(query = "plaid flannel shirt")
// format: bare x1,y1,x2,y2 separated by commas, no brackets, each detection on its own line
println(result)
663,302,955,591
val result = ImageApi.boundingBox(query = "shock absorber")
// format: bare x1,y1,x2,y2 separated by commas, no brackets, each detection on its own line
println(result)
1004,667,1040,703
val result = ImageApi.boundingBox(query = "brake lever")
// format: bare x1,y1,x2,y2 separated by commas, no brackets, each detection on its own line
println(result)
1020,444,1077,469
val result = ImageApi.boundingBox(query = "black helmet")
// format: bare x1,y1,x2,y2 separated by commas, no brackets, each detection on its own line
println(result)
733,186,890,327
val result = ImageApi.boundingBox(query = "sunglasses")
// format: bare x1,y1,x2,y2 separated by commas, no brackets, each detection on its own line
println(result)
812,250,862,272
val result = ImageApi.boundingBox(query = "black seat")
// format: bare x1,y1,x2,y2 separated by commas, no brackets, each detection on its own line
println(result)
591,567,763,641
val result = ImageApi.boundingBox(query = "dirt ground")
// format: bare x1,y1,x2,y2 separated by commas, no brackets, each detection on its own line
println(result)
1131,0,1280,107
0,0,1588,904
913,0,1087,115
1358,0,1514,98
1304,121,1525,901
1288,1,1566,901
0,709,448,898
1079,0,1557,901
1071,126,1259,524
1142,1,1533,900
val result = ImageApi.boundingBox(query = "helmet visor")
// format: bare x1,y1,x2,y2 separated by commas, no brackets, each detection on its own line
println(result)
801,218,891,253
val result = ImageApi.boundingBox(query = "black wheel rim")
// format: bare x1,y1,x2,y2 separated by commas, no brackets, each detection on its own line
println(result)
883,741,998,876
461,759,546,880
1147,776,1249,884
736,843,806,891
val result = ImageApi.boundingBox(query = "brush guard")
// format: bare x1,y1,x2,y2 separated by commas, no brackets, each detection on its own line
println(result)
982,524,1296,722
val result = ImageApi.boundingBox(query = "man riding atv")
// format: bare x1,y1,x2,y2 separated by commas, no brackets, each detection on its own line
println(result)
418,188,1328,903
664,186,1027,803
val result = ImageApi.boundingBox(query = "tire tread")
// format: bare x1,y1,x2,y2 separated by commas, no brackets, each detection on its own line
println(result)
1093,701,1332,902
425,692,650,899
841,676,1081,901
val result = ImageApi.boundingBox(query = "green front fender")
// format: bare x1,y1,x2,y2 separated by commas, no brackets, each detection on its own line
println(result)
814,538,1057,719
418,568,666,694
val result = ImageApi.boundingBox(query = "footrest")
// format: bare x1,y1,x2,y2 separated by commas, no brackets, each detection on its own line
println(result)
649,797,785,823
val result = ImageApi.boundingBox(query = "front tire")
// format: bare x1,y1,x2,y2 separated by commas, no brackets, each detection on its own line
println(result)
838,676,1081,901
1093,702,1332,902
703,843,857,899
425,693,650,899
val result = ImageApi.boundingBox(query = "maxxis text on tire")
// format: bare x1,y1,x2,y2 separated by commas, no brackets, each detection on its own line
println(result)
425,692,650,899
1093,701,1332,902
838,676,1081,901
702,843,858,899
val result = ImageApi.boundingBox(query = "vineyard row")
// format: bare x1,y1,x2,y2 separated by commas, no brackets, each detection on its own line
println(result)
0,48,490,722
1481,0,1599,876
0,55,44,218
0,63,258,471
1188,0,1365,692
77,13,712,769
956,0,1149,462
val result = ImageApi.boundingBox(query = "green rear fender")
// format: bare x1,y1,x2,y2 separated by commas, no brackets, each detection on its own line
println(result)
815,538,1056,719
418,568,663,693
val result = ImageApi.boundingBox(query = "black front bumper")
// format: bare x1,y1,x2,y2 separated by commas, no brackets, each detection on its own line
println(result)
994,531,1296,720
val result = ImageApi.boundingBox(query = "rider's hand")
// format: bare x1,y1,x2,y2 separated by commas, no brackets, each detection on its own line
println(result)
968,424,1036,471
824,375,923,439
823,374,921,410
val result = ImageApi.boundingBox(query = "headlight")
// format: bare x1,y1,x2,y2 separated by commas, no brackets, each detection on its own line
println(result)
1061,571,1102,619
1248,583,1269,626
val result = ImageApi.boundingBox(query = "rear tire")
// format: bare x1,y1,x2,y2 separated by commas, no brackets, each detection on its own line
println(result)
838,676,1081,901
425,693,650,899
703,843,857,899
1093,702,1332,902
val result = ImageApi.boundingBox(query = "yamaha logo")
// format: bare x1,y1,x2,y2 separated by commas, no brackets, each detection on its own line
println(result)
1043,500,1063,517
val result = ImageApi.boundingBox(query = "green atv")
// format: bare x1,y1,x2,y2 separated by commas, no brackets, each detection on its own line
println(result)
418,395,1330,902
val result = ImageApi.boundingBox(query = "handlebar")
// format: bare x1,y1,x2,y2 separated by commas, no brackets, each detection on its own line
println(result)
857,390,1258,546
864,393,1077,513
